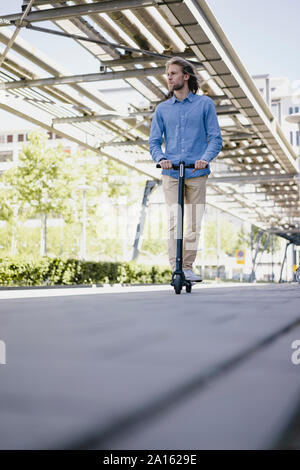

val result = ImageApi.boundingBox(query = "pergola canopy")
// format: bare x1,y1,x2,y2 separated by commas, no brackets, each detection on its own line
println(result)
0,0,299,242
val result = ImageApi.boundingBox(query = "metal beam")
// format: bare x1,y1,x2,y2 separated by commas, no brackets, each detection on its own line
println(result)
26,21,167,101
25,23,199,64
215,105,240,116
0,0,158,25
0,99,158,180
100,139,149,147
222,134,257,141
207,174,299,184
102,51,200,68
218,154,270,160
0,28,116,111
132,180,158,260
22,0,67,5
0,67,166,89
279,241,292,282
179,0,298,174
224,143,268,151
52,111,153,124
51,104,236,124
272,229,300,236
219,149,269,156
219,146,268,156
0,0,35,67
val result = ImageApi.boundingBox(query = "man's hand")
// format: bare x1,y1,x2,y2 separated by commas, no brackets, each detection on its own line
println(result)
193,160,208,172
159,159,173,169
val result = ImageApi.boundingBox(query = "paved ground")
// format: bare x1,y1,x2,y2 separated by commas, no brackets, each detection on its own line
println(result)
0,282,300,450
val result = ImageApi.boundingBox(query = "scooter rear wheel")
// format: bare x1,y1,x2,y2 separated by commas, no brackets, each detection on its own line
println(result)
186,282,192,293
173,274,182,294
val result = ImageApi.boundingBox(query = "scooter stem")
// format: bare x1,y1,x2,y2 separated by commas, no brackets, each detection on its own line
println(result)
176,161,185,272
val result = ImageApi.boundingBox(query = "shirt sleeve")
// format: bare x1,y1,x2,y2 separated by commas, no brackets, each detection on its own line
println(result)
201,99,223,163
149,107,166,163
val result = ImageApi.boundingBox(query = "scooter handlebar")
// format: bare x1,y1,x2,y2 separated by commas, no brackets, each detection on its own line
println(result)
156,162,195,169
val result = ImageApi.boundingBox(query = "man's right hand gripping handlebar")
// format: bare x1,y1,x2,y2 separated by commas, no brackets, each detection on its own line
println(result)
156,159,173,170
156,160,196,170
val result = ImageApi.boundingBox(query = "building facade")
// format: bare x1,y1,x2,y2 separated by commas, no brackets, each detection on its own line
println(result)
0,129,77,174
253,74,300,150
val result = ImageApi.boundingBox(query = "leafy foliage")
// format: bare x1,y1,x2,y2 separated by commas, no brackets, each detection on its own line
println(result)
204,217,242,256
0,130,147,259
0,257,172,286
3,130,74,220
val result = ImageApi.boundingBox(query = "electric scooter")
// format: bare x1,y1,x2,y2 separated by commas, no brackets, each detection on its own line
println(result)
156,160,201,294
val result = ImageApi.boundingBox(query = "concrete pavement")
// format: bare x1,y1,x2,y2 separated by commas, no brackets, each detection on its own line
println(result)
0,282,300,449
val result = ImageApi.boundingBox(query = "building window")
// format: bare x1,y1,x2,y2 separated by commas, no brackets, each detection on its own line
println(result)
297,131,299,147
7,135,13,143
0,151,13,162
271,87,276,92
271,101,282,124
278,101,282,125
290,131,293,145
47,131,53,140
295,107,299,114
272,103,279,121
55,134,62,139
289,107,293,115
18,134,24,142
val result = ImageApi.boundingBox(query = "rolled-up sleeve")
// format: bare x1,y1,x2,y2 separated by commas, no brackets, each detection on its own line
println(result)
201,99,223,163
149,107,165,163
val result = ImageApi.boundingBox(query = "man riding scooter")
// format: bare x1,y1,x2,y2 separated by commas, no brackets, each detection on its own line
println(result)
149,57,223,282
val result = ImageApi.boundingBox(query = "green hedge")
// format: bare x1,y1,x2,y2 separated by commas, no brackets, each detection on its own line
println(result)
0,257,172,286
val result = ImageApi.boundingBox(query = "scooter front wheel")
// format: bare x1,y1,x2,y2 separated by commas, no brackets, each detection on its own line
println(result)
173,274,182,294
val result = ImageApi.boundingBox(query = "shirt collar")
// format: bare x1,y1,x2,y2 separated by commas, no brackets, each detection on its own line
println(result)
171,90,195,104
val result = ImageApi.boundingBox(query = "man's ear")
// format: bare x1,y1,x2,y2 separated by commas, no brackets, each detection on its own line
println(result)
184,74,190,82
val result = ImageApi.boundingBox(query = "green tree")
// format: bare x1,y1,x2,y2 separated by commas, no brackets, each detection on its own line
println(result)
239,225,281,254
0,177,29,255
0,130,147,260
2,130,74,256
68,150,146,260
204,216,241,256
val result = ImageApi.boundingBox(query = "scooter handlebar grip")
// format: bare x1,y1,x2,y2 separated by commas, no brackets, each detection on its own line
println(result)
156,163,195,169
156,163,177,169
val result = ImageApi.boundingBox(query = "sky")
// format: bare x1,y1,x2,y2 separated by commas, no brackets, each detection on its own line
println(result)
207,0,300,82
0,0,299,129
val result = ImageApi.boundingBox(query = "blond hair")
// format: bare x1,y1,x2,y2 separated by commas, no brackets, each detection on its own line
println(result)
166,56,199,95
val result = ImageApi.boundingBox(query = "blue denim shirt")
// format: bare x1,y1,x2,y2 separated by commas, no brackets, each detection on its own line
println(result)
149,91,223,179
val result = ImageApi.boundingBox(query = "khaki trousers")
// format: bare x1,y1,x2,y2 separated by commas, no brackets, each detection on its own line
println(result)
162,174,207,271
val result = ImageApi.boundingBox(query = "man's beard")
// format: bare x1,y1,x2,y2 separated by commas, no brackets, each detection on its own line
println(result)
169,81,185,91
